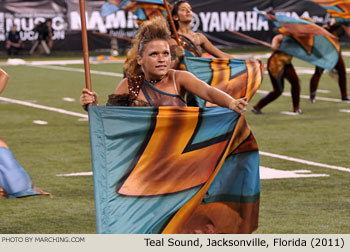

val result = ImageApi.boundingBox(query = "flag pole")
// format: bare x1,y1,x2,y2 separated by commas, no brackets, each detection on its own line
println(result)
92,31,133,41
79,0,92,91
163,0,181,46
228,30,272,49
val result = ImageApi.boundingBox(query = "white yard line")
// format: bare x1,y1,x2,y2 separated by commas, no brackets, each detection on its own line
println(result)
257,90,350,103
2,58,349,178
57,172,93,177
259,166,328,179
280,111,300,116
32,65,124,77
2,94,349,175
0,97,88,118
57,167,331,179
0,59,125,66
260,151,350,173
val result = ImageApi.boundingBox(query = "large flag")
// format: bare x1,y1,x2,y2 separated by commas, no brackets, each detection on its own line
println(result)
88,105,260,234
184,57,264,108
313,0,350,24
101,0,167,24
0,146,51,199
255,9,340,71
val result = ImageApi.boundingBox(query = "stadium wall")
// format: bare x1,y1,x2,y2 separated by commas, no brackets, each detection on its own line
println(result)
0,0,334,53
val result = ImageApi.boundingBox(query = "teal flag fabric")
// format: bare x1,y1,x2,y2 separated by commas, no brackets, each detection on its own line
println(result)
275,13,339,71
279,35,339,71
88,105,260,234
0,147,51,198
101,0,167,21
255,9,340,70
313,0,350,24
184,57,263,107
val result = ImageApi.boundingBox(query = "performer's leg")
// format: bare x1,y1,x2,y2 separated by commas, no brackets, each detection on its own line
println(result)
310,66,324,103
29,40,39,55
335,55,348,100
41,40,51,55
285,64,301,113
252,70,284,114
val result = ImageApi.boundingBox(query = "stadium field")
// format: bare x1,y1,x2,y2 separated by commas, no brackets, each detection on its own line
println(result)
0,53,349,234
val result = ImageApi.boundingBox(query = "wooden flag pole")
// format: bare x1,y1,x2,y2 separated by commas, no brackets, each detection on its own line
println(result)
79,0,92,91
163,0,181,46
92,31,133,41
228,30,272,49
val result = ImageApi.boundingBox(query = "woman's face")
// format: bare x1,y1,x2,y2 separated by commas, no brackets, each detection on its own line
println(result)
175,2,193,23
137,39,171,79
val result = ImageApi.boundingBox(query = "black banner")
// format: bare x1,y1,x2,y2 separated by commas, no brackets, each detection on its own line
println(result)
0,0,333,53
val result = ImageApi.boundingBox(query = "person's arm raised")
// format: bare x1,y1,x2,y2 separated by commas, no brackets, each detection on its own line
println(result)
199,33,235,59
177,71,247,114
271,34,284,51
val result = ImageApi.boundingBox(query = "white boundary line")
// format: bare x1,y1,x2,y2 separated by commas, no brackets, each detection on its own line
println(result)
57,172,92,177
0,97,350,172
0,59,125,66
257,90,350,103
260,151,350,173
2,94,349,174
32,65,124,77
0,97,88,118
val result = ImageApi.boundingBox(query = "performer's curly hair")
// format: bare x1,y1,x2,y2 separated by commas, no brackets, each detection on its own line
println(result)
124,16,171,77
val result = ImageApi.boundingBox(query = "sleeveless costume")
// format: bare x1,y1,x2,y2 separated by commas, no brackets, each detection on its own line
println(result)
107,71,186,107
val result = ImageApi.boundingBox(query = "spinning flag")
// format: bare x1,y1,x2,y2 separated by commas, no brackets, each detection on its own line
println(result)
88,105,260,234
0,146,51,199
184,57,264,108
101,0,167,24
313,0,350,24
255,8,340,71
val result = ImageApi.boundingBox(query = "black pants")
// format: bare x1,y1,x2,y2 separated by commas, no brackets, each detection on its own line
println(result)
254,63,300,111
7,46,20,55
310,54,347,99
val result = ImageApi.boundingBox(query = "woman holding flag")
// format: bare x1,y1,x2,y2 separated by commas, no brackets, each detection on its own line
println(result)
169,0,235,69
80,16,247,114
80,15,260,234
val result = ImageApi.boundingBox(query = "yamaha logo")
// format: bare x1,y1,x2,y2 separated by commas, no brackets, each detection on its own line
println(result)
190,12,200,32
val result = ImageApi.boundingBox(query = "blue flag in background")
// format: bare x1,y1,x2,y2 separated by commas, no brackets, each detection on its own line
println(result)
88,106,260,234
184,57,264,107
101,0,167,24
255,8,340,71
0,147,51,199
313,0,350,24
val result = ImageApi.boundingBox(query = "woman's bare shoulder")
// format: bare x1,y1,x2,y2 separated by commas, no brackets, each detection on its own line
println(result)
114,78,129,94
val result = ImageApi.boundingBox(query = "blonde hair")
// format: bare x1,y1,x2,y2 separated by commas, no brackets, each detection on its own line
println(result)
124,16,171,76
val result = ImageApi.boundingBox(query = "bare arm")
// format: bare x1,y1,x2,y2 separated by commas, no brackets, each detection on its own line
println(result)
0,68,9,95
198,33,235,59
113,78,129,94
271,34,284,51
80,78,129,111
176,71,247,114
